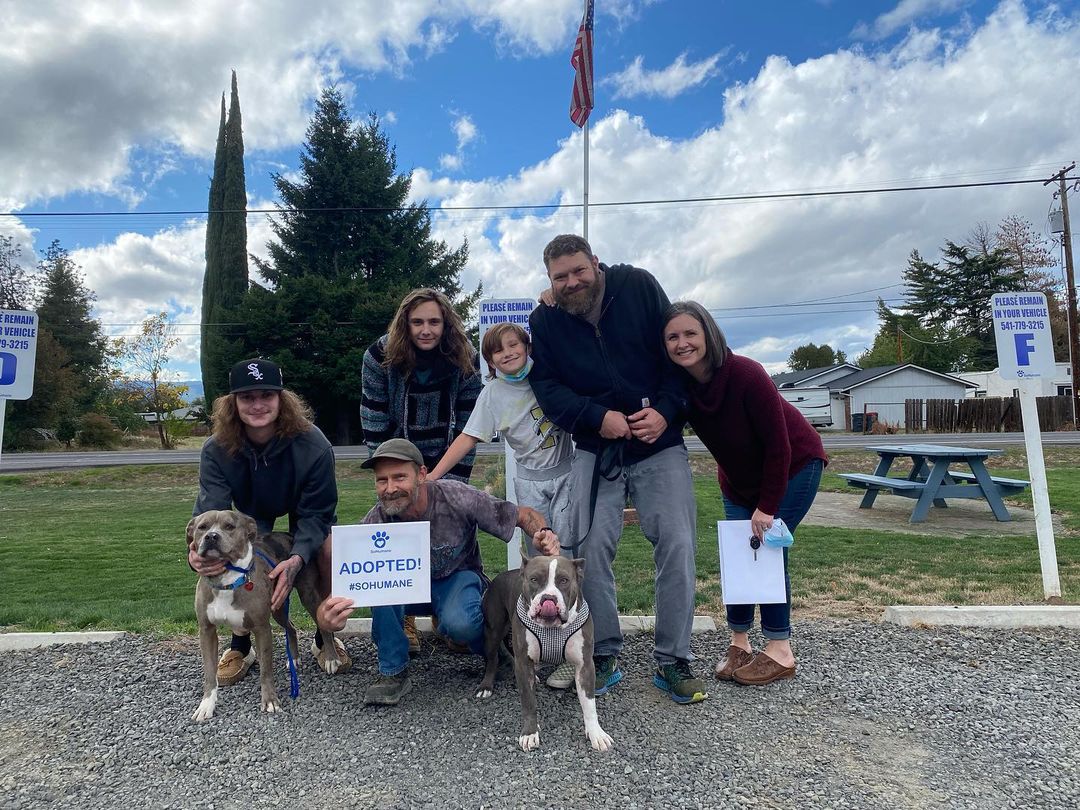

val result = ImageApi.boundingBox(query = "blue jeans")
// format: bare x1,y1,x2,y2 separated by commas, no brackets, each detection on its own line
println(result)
721,458,823,641
370,569,486,675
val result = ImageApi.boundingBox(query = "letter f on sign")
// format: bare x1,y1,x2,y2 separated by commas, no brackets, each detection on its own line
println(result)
1014,333,1035,367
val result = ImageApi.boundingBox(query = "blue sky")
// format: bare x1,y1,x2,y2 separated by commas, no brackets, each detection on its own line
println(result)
2,0,1078,382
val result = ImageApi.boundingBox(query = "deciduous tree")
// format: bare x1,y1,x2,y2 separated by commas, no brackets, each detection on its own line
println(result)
121,312,189,449
787,343,847,371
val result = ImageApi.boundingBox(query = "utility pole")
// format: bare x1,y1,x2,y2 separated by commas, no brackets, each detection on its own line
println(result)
1046,163,1080,429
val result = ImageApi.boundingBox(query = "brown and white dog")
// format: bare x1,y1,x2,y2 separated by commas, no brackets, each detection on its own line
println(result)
477,554,613,752
188,509,340,721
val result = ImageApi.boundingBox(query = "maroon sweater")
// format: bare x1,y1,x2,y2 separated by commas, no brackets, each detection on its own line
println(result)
688,352,827,515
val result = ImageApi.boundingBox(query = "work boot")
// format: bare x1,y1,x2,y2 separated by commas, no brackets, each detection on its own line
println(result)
403,615,421,655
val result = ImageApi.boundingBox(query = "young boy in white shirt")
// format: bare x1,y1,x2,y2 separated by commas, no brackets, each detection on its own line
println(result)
428,323,574,555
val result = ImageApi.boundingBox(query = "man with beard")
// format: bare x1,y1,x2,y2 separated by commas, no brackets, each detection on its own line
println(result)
316,438,559,706
527,234,707,705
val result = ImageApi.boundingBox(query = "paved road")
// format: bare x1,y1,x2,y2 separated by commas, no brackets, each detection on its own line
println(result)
2,431,1078,472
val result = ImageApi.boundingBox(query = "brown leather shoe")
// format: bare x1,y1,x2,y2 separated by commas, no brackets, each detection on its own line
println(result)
733,652,796,686
714,646,755,681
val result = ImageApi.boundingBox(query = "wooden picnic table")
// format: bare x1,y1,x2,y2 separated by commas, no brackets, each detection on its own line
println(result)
838,443,1030,523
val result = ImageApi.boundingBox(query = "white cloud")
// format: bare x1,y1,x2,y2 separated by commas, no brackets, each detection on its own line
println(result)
438,113,480,172
23,0,1080,379
852,0,967,40
0,0,588,208
606,51,725,99
415,1,1080,370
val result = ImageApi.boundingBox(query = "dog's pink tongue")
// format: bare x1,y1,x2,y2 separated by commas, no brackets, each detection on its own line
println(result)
538,599,560,619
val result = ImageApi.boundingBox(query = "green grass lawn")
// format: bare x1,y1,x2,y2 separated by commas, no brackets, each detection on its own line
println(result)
1,448,1077,635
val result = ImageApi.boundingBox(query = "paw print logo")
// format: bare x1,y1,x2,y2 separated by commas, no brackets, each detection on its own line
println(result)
372,530,389,549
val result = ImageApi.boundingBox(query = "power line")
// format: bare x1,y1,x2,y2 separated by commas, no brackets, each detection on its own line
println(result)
3,175,1073,219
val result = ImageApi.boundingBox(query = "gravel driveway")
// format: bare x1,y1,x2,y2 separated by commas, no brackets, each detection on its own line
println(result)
2,620,1077,809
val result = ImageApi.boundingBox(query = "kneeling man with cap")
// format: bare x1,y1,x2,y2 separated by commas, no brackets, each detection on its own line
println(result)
317,438,560,705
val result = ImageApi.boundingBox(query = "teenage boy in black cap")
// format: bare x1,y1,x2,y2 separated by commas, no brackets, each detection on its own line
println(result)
316,438,560,706
188,359,347,684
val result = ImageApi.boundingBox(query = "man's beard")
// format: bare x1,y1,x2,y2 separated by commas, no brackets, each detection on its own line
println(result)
554,280,602,316
380,485,418,516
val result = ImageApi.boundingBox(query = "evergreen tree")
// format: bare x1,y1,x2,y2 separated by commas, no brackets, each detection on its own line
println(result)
200,71,249,406
897,241,1023,370
34,240,109,409
200,93,227,402
243,88,475,443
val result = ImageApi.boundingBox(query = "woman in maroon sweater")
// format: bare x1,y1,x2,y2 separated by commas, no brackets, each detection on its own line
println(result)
664,301,826,686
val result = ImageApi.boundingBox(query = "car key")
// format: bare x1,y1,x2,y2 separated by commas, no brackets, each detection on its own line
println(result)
749,535,761,561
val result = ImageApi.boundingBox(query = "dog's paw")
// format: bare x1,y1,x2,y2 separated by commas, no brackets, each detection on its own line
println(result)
587,727,614,752
475,686,493,700
321,658,341,675
518,732,540,751
192,693,217,722
262,697,281,714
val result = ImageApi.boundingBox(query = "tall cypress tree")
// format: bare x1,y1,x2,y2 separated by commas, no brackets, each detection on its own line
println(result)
200,93,227,403
242,88,474,443
200,71,249,405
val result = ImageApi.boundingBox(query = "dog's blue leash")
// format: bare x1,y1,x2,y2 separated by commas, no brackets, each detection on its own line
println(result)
221,551,300,700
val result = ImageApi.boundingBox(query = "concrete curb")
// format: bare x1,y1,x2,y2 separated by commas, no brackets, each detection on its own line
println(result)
883,605,1080,629
0,617,718,650
342,614,717,636
0,631,126,651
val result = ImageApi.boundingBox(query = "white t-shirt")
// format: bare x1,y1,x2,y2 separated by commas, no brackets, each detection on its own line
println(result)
462,376,573,472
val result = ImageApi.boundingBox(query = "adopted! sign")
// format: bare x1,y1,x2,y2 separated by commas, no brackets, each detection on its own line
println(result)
331,522,431,606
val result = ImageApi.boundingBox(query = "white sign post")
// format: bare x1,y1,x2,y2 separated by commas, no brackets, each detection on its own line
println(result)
991,291,1060,600
478,298,536,569
330,522,431,606
0,309,40,469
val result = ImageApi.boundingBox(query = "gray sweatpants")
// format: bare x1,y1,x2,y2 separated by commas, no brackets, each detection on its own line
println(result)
568,443,697,665
514,464,574,559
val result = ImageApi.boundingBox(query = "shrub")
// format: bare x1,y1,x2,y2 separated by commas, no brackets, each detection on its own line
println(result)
77,413,122,449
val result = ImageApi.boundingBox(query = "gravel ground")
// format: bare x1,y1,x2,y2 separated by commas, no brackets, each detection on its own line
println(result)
2,621,1078,810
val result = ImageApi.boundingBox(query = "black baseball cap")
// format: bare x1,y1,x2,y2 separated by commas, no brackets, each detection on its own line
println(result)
229,359,284,393
361,438,425,469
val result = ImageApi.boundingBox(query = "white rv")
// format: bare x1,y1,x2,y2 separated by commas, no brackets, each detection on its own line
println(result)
778,386,832,427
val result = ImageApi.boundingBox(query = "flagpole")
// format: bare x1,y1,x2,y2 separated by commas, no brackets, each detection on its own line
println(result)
583,120,589,240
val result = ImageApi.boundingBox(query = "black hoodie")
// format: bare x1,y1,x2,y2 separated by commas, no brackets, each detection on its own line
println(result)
194,426,338,564
528,262,688,460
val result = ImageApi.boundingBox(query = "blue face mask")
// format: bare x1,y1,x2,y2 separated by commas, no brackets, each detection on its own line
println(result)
763,517,794,548
496,355,533,382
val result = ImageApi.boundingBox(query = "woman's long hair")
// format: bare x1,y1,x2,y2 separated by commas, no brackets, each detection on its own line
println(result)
663,300,730,372
210,389,315,456
383,288,476,376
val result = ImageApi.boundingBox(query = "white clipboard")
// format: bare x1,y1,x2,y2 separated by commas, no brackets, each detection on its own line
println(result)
717,520,787,605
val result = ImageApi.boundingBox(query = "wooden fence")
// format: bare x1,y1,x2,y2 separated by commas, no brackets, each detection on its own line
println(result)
905,396,1075,432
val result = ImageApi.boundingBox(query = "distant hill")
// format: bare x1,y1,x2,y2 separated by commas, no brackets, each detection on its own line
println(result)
177,380,204,402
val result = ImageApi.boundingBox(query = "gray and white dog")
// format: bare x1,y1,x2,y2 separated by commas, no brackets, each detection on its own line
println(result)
188,509,340,721
477,554,613,752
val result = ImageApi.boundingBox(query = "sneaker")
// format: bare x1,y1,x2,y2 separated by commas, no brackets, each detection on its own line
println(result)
546,661,576,689
364,670,413,706
216,648,255,686
403,615,421,655
654,660,709,704
594,655,623,695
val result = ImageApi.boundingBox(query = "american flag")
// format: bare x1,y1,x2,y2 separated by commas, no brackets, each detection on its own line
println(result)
569,0,594,127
